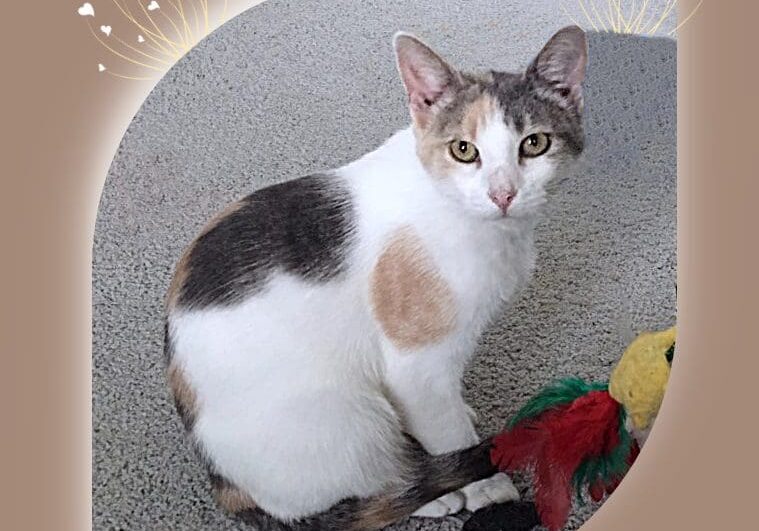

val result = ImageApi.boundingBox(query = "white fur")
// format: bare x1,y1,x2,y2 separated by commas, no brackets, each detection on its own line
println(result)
169,120,561,519
461,473,521,512
413,491,465,518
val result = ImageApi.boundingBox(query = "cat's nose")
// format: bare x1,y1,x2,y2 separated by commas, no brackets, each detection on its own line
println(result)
489,189,516,214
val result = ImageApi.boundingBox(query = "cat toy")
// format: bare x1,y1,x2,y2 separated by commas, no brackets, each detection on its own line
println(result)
464,326,676,531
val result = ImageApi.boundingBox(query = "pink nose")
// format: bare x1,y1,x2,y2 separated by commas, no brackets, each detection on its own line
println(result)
489,189,516,213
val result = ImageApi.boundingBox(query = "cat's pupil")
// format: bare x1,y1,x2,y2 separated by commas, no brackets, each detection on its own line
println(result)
528,136,537,146
459,142,468,152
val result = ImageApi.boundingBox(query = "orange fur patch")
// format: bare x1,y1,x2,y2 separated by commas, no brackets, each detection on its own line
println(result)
371,227,456,350
166,362,198,426
416,132,459,178
416,91,498,178
462,92,498,140
351,495,402,530
214,482,257,513
165,255,189,310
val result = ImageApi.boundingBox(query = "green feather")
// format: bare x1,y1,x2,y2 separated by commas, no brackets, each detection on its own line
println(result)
572,408,634,503
507,378,634,505
508,378,608,429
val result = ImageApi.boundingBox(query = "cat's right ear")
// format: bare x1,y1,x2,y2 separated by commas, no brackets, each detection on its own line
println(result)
526,26,588,112
393,32,460,129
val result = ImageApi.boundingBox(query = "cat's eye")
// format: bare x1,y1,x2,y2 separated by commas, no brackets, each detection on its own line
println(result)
519,133,551,158
449,140,479,163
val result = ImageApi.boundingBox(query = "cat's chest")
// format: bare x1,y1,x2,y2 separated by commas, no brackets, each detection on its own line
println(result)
387,220,536,324
434,226,534,303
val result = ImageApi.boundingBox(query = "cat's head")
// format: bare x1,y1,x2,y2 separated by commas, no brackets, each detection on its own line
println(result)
394,26,587,220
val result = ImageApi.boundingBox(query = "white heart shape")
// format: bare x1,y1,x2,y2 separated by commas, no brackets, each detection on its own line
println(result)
100,25,112,36
147,1,160,11
137,35,145,43
98,63,106,72
77,2,94,17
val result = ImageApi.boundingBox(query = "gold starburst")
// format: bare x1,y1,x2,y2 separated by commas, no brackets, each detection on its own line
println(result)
561,0,702,36
79,1,229,80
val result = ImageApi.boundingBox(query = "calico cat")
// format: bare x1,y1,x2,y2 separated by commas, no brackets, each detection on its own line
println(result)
165,26,587,530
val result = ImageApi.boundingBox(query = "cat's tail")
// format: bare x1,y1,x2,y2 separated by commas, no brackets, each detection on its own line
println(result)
233,437,497,531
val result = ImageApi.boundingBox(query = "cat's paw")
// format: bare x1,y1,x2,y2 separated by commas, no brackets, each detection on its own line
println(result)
461,473,520,512
412,491,466,518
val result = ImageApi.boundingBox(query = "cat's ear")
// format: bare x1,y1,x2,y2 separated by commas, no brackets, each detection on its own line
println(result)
526,26,588,111
393,32,461,128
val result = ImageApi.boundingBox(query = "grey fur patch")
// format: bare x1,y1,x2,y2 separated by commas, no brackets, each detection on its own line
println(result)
174,173,356,309
487,70,585,158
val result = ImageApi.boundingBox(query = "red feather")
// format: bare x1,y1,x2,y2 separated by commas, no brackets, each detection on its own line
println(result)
491,390,622,531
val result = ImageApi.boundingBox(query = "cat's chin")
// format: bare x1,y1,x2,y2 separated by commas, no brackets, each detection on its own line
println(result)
459,207,505,222
503,202,545,221
462,206,524,223
482,206,535,222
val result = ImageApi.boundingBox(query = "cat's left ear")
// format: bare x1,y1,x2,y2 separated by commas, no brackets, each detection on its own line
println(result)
526,26,588,111
393,32,461,128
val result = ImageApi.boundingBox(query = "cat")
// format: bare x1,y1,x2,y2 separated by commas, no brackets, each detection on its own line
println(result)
165,26,587,530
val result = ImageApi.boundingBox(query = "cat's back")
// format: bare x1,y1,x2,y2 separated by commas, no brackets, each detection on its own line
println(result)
167,172,357,311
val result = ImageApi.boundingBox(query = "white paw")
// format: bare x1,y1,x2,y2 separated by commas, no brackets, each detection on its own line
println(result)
461,472,520,512
412,491,465,518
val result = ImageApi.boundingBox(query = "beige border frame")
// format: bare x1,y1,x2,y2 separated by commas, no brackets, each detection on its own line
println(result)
3,1,756,529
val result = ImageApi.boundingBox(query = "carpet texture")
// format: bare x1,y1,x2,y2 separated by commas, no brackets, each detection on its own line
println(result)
93,1,676,529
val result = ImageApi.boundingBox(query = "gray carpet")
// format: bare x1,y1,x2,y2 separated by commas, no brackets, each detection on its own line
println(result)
93,1,676,529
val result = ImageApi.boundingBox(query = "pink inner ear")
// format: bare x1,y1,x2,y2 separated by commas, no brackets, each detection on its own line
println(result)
403,65,447,109
395,35,458,126
411,87,442,109
566,53,587,88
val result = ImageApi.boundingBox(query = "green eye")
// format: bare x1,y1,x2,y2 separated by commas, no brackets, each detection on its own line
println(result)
449,140,479,163
519,133,551,158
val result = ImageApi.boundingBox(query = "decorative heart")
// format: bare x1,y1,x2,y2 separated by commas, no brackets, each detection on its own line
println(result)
100,25,112,36
98,64,106,72
137,35,145,43
77,3,94,17
147,1,160,11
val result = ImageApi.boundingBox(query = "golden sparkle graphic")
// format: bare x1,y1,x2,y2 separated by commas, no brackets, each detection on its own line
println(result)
78,1,700,82
77,1,229,80
562,0,702,36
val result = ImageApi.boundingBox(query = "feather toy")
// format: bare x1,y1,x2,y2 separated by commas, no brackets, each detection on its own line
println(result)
467,326,675,531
